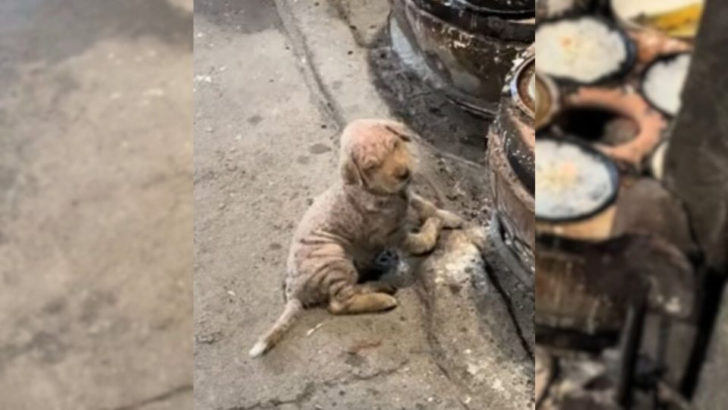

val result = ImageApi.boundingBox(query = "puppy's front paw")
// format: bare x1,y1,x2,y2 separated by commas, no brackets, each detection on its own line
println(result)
376,281,397,295
436,209,465,229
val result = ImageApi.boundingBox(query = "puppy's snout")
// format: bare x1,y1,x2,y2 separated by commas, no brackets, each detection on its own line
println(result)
397,168,411,181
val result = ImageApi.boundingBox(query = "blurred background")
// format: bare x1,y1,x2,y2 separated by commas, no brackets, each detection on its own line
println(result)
0,1,193,409
535,0,728,409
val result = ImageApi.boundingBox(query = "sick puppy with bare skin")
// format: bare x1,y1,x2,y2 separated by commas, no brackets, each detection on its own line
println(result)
249,119,464,357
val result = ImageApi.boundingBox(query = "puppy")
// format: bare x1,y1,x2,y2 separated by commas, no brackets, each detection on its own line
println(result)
249,119,463,357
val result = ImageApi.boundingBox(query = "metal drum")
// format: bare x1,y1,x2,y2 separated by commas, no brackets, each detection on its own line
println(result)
487,45,535,284
456,0,534,16
391,0,534,115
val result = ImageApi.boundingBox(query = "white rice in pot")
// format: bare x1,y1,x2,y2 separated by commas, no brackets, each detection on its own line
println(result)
536,139,617,220
536,17,629,83
642,53,691,116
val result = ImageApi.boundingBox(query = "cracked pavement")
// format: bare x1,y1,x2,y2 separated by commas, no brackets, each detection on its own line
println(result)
194,1,533,409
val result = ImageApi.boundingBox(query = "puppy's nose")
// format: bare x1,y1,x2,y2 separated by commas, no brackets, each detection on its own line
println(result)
398,169,411,181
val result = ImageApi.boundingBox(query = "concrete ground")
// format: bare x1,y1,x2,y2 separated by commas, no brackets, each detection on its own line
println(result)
0,1,193,409
194,1,533,409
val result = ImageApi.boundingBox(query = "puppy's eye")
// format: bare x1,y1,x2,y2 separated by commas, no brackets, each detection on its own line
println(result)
361,159,378,172
385,125,411,142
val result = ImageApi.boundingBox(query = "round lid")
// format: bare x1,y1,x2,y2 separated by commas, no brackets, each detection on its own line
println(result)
511,55,536,119
536,137,620,222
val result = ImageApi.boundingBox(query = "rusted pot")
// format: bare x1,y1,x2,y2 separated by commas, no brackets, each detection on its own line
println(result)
487,45,535,280
504,48,535,191
391,0,534,115
535,136,620,241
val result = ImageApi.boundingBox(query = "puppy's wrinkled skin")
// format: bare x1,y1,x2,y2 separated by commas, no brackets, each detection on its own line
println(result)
249,119,464,357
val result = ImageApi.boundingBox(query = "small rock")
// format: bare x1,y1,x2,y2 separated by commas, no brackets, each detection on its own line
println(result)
195,75,212,83
196,331,222,345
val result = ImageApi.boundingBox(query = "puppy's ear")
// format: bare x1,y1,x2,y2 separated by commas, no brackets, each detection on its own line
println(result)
385,125,413,142
341,156,362,185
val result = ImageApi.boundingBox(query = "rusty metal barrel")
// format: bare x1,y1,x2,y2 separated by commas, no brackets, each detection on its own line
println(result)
455,0,534,15
487,45,535,283
390,0,534,115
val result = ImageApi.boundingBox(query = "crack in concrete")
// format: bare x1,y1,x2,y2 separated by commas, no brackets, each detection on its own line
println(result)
412,282,472,410
234,361,408,410
329,359,409,386
412,249,534,409
273,0,346,130
430,357,472,410
328,0,370,49
421,329,473,410
230,382,316,410
107,384,192,410
483,264,534,360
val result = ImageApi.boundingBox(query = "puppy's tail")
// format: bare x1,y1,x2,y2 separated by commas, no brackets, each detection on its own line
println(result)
248,298,303,357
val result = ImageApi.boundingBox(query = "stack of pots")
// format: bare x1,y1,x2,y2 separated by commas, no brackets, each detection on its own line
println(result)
534,0,701,346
